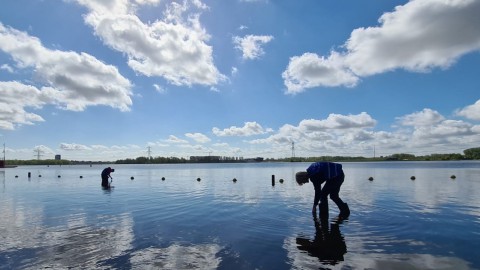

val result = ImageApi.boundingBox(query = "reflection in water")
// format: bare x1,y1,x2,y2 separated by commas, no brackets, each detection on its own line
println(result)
1,170,4,192
296,214,347,266
0,197,134,269
1,163,480,269
32,213,134,269
130,243,222,269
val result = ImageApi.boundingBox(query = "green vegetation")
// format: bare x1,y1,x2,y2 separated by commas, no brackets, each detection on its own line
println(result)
464,147,480,159
5,159,108,166
5,147,480,166
115,156,188,164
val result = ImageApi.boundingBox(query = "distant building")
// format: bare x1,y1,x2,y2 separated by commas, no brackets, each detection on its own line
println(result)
55,155,61,160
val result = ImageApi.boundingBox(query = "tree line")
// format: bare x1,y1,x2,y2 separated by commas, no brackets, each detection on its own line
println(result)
5,147,480,165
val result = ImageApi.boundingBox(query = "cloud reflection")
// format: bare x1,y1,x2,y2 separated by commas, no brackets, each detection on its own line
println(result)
0,200,134,269
129,243,222,269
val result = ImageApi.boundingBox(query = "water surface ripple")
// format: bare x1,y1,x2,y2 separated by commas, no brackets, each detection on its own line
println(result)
1,161,479,269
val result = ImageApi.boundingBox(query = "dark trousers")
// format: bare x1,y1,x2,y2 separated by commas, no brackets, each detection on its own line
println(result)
101,175,109,188
314,173,347,217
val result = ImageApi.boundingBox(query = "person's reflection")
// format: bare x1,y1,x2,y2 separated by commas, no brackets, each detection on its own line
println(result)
296,214,347,265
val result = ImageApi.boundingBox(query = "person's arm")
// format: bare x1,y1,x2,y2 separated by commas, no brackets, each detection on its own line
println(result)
312,176,323,213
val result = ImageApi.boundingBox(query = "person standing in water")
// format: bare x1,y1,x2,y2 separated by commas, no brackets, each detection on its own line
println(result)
101,167,114,188
296,162,350,219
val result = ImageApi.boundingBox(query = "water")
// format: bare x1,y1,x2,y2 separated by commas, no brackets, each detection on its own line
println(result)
1,161,480,269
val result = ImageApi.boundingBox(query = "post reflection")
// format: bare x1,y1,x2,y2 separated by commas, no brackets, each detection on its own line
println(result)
296,214,347,266
1,170,5,192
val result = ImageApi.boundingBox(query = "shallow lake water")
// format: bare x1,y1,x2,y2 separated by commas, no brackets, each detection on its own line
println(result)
1,161,480,269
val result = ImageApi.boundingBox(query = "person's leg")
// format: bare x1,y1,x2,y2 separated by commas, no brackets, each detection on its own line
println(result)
329,174,350,217
311,177,322,214
319,182,331,218
101,175,109,188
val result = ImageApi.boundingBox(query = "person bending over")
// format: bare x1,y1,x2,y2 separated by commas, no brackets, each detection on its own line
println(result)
101,167,114,188
296,162,350,219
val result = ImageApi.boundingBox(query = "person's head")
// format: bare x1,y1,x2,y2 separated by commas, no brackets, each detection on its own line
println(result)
295,171,309,185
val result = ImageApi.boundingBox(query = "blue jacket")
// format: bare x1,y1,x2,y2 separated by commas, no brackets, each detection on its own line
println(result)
307,162,343,184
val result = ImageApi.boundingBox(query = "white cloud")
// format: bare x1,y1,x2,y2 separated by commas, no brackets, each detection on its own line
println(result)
153,84,166,94
60,143,92,151
397,108,445,126
247,112,413,157
231,67,238,76
283,0,480,93
456,99,480,120
345,0,480,76
166,135,189,144
0,64,14,73
282,52,358,94
213,142,229,147
185,132,211,143
412,120,474,140
7,106,480,160
212,121,268,137
0,23,133,130
299,112,377,131
33,145,54,155
134,0,161,5
130,244,221,269
91,145,109,150
76,0,226,87
0,81,48,130
233,34,274,60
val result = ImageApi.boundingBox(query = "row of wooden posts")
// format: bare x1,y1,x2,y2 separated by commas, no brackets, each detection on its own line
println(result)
17,172,287,185
16,172,457,182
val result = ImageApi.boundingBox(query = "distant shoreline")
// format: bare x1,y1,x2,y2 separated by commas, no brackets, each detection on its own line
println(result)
4,158,480,167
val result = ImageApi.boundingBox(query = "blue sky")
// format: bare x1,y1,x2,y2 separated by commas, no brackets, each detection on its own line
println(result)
1,0,479,161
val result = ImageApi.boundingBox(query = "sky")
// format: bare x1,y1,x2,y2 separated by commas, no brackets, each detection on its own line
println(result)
0,0,479,161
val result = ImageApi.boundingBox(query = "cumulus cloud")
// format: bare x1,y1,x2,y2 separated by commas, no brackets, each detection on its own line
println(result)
456,99,480,120
212,121,269,137
91,145,109,150
0,82,46,130
0,23,133,130
244,108,480,157
75,0,226,87
412,120,474,139
0,64,14,73
299,112,377,131
60,143,92,151
248,113,380,156
282,52,359,93
390,109,480,150
153,84,166,94
233,34,274,60
0,23,133,111
185,132,211,143
283,0,480,93
166,135,189,144
397,108,445,126
33,145,54,155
